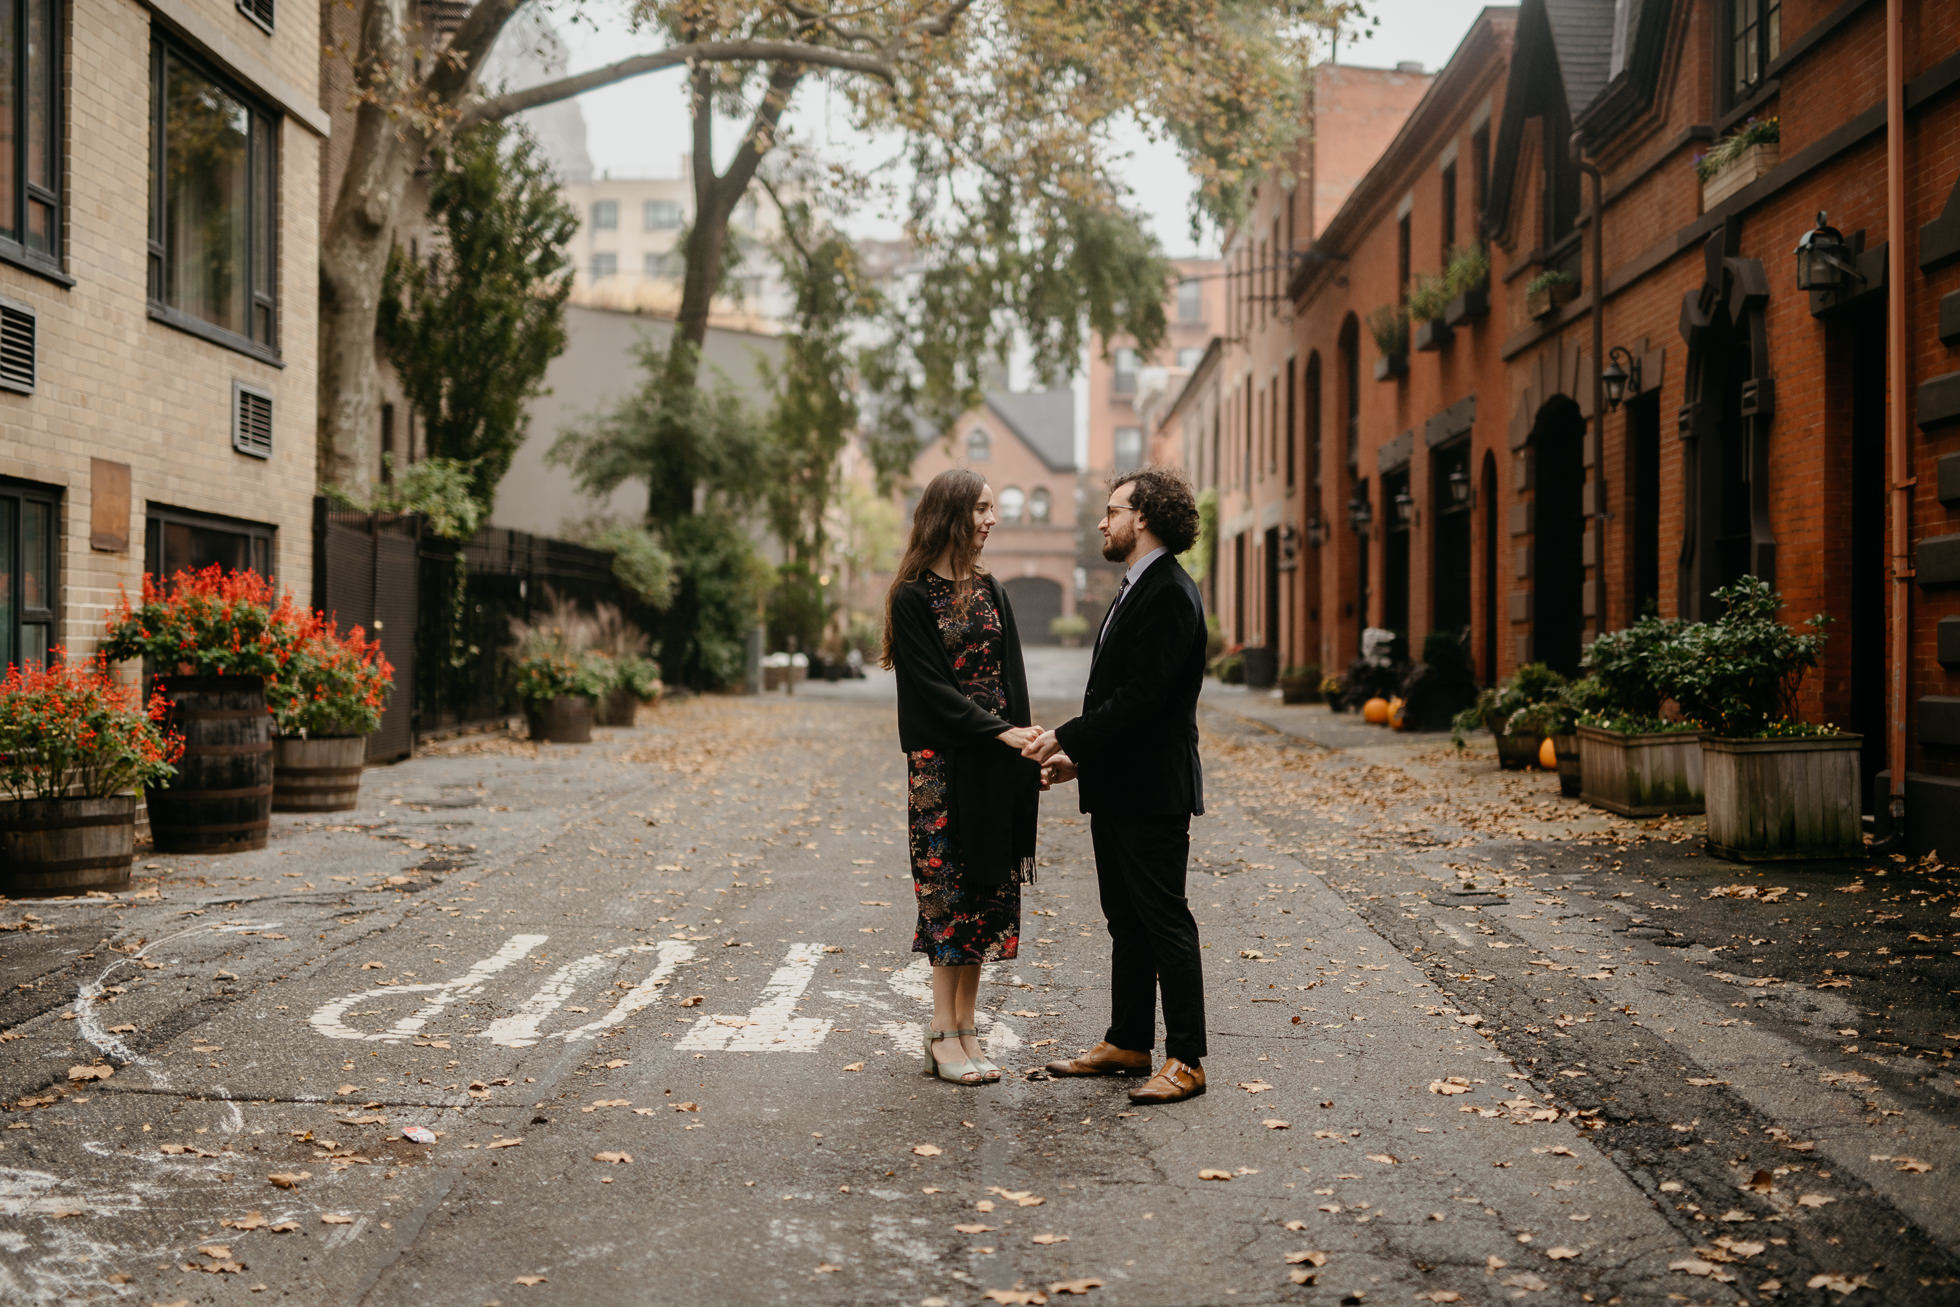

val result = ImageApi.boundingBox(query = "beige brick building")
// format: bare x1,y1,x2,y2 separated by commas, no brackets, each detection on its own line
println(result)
0,0,327,663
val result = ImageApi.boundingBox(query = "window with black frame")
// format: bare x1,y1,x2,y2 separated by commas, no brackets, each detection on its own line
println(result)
144,506,274,585
1729,0,1781,101
148,40,278,353
0,479,57,670
0,0,62,274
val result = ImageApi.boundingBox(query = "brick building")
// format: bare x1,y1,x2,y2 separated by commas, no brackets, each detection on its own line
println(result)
0,0,328,663
908,389,1081,642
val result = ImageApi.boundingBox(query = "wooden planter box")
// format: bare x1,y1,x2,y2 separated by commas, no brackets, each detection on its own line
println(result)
1413,317,1452,352
1526,280,1577,320
1701,142,1779,210
1702,732,1862,861
0,795,136,894
1374,353,1407,382
1443,287,1488,327
1577,724,1705,816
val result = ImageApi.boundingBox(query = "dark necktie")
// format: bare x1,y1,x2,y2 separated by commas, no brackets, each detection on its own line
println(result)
1095,575,1130,654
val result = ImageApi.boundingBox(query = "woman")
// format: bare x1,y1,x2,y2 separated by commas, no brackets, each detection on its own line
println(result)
882,469,1042,1086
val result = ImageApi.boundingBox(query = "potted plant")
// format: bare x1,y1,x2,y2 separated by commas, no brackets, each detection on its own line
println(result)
615,653,664,712
1451,662,1567,770
266,612,393,812
1409,274,1452,351
1319,673,1346,710
1442,243,1490,327
1510,694,1581,797
1698,116,1780,209
1574,614,1704,816
1657,576,1858,861
0,651,182,894
1050,613,1091,649
1278,664,1323,705
101,566,285,854
1525,269,1578,320
1397,632,1480,732
1367,303,1409,380
513,647,604,742
1209,648,1246,685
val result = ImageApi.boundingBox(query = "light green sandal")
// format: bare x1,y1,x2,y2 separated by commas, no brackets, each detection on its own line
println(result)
959,1026,1003,1082
923,1027,986,1085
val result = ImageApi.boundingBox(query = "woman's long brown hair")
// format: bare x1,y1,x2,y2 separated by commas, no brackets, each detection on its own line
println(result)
880,468,990,669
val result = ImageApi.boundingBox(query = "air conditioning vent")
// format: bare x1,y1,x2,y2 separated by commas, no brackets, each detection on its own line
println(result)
236,0,274,31
233,382,274,458
0,300,34,395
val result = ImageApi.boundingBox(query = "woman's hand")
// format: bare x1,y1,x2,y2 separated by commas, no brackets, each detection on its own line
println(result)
995,725,1040,751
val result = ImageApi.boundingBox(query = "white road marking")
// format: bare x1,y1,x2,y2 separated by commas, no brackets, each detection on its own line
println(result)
69,918,282,1084
677,943,834,1051
310,934,547,1042
872,957,1022,1060
482,940,695,1047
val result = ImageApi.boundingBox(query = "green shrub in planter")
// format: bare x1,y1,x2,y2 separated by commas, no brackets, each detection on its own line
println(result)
1051,613,1091,647
1450,662,1567,762
1210,650,1246,685
1278,664,1322,704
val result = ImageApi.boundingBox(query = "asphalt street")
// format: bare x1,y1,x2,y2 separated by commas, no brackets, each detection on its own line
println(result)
0,648,1955,1306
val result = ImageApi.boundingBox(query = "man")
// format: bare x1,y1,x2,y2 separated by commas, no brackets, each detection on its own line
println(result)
1024,468,1209,1104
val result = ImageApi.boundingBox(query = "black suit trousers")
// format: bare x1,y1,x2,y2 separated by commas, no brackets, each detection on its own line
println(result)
1090,812,1207,1063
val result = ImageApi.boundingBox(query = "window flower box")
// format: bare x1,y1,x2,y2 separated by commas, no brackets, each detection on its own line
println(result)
1412,317,1452,352
1374,352,1407,382
1525,275,1577,321
1701,141,1778,208
1443,287,1488,327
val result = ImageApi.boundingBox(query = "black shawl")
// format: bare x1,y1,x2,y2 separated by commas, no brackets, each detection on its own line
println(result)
889,572,1039,889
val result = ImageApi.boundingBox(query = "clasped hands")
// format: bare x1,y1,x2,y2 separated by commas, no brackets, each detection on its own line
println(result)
995,725,1076,788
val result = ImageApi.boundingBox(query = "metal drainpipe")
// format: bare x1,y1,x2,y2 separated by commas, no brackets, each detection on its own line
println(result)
1572,133,1607,633
1886,0,1910,833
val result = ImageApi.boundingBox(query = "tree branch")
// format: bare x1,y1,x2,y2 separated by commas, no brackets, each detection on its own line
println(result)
460,39,893,129
712,62,807,217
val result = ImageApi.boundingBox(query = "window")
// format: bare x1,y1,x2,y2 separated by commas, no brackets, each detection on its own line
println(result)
1729,0,1781,100
1440,162,1457,257
0,479,56,670
1397,212,1411,296
1177,346,1204,370
998,486,1025,524
1304,352,1323,490
236,0,273,32
590,200,618,230
643,199,681,230
590,252,617,280
149,41,278,351
1114,426,1143,472
1177,278,1202,324
1285,361,1296,487
965,428,991,461
1112,347,1139,396
1339,317,1360,469
1028,487,1051,524
145,504,273,583
1470,125,1490,233
0,0,61,273
643,251,676,277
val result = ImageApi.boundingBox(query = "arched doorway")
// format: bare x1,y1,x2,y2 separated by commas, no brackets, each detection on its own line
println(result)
1003,576,1063,645
1529,396,1585,677
1431,441,1473,639
1480,450,1499,683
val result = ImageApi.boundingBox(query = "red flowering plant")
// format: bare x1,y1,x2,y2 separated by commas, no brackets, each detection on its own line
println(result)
101,566,293,679
0,650,184,800
265,612,395,737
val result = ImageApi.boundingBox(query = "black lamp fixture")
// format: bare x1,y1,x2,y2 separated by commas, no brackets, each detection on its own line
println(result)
1306,509,1328,547
1392,486,1416,528
1601,344,1641,410
1794,211,1865,296
1446,466,1474,510
1346,490,1373,533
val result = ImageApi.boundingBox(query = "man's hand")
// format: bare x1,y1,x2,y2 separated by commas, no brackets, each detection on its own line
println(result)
995,725,1041,752
1041,752,1077,786
1022,729,1063,764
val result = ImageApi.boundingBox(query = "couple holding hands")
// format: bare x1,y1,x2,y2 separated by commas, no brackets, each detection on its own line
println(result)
882,466,1209,1105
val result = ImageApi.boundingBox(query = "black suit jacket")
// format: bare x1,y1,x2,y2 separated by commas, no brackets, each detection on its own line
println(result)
1053,553,1206,817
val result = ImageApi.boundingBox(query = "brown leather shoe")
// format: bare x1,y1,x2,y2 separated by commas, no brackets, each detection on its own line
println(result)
1128,1058,1206,1103
1044,1041,1151,1077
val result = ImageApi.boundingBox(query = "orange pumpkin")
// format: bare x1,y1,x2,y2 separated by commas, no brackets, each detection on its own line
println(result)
1538,736,1558,770
1362,696,1391,725
1388,697,1407,730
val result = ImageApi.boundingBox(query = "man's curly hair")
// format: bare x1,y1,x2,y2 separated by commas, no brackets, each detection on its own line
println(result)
1113,466,1200,555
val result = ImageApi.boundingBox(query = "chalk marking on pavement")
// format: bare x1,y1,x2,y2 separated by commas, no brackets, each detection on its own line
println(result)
482,940,695,1047
310,934,546,1042
676,942,834,1051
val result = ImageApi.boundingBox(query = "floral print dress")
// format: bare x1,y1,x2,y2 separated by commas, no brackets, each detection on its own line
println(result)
908,573,1021,965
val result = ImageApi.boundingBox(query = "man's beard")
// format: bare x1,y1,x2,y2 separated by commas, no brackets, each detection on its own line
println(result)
1100,532,1129,563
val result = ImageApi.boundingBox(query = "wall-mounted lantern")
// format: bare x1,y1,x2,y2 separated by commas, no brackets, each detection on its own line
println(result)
1794,211,1865,297
1305,509,1328,547
1601,345,1642,410
1392,486,1416,528
1446,466,1475,510
1346,490,1373,533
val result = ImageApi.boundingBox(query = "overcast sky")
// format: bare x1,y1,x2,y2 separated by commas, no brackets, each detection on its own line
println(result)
556,1,1494,258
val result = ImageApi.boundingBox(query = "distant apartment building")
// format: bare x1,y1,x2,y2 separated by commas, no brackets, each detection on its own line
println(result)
0,0,329,664
561,164,795,328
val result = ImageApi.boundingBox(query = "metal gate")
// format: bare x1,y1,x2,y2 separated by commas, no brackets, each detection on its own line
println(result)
314,502,419,763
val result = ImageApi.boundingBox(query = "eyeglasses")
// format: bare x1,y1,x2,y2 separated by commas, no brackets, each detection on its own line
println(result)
1103,504,1138,516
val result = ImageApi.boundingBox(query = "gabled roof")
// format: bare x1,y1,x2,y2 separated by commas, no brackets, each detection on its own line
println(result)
1544,0,1618,120
984,388,1077,473
1484,0,1615,241
1574,0,1675,146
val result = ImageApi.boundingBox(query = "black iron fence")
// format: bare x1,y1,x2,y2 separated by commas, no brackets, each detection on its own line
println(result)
314,499,642,756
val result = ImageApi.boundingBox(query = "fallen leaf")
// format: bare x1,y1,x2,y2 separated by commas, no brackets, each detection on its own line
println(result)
1047,1279,1103,1296
1289,1271,1317,1286
1686,1077,1727,1086
197,1244,232,1259
1503,1271,1549,1291
221,1212,267,1231
266,1172,310,1189
269,1221,299,1233
1718,1209,1754,1223
1895,1157,1933,1173
980,1291,1044,1306
1237,1080,1274,1094
485,1138,523,1150
1429,1078,1472,1095
1416,1294,1462,1304
1670,1259,1735,1282
1798,1193,1835,1207
913,1144,943,1157
1198,1169,1233,1180
842,1062,864,1072
1807,1273,1869,1295
513,1274,547,1286
672,1102,699,1112
1031,1233,1068,1245
1011,1010,1042,1018
1545,1247,1579,1260
593,1152,633,1164
678,995,704,1007
955,1224,994,1234
1285,1251,1328,1267
1366,1154,1399,1165
67,1064,113,1082
1263,1119,1291,1130
1282,1220,1309,1231
986,1187,1045,1207
815,1263,842,1273
320,1213,353,1225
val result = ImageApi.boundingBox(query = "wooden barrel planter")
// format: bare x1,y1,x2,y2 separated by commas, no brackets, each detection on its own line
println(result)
146,675,273,855
1494,730,1544,771
1551,733,1582,797
1703,733,1863,862
594,686,639,727
273,736,368,812
0,795,137,895
525,695,593,744
1577,725,1704,816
